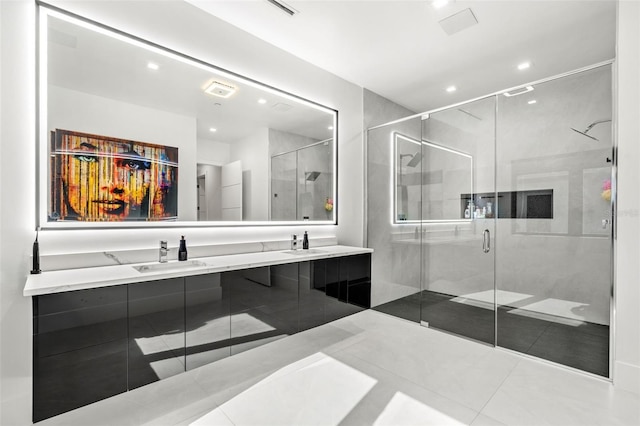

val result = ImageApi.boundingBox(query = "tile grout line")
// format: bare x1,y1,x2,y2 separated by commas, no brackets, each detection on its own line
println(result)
333,343,483,417
471,355,524,423
213,406,236,426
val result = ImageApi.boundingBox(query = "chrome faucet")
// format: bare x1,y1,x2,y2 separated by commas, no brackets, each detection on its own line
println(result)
159,240,168,263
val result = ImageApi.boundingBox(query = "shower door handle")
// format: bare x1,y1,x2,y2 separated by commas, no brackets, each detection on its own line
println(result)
483,229,491,253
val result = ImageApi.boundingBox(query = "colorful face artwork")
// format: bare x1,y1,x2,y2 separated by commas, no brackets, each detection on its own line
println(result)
50,129,178,222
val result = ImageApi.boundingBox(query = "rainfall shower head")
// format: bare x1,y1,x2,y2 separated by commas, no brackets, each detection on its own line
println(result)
400,152,422,168
571,127,599,141
571,119,612,142
407,152,422,167
305,171,321,182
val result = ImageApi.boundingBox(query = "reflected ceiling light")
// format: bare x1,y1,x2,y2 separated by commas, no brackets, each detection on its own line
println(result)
446,85,457,93
209,127,217,132
517,61,531,70
204,81,237,98
147,62,159,70
42,9,332,116
503,85,534,97
328,126,334,130
258,98,267,104
432,0,450,9
528,100,537,105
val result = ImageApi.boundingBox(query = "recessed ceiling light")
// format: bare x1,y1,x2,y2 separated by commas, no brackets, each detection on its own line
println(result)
147,62,159,70
432,0,450,9
209,127,217,132
204,81,236,98
517,61,531,71
528,100,537,105
446,85,457,93
258,98,267,104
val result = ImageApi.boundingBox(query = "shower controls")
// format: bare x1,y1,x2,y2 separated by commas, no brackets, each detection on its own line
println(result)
482,229,491,253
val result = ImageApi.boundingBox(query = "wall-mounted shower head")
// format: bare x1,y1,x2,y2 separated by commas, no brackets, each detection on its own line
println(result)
571,119,612,141
400,152,422,168
305,171,321,181
407,152,422,167
571,127,599,141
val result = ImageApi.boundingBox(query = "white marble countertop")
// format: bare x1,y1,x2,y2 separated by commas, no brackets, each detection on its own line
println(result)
24,245,373,297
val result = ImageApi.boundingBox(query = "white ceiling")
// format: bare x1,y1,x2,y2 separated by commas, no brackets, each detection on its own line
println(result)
185,0,617,114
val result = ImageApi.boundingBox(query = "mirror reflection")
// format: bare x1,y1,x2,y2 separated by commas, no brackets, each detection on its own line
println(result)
394,133,472,223
41,9,336,226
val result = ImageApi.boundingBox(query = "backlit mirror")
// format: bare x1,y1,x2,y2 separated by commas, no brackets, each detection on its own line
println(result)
393,132,472,223
38,7,337,228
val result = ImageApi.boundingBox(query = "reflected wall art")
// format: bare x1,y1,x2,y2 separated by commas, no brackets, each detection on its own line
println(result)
50,129,178,221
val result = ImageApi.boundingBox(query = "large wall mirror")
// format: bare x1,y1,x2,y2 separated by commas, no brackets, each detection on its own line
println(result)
38,6,337,228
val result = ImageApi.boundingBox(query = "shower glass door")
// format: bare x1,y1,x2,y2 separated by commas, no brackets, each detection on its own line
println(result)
368,116,424,323
495,64,612,377
420,96,497,345
271,151,297,221
367,63,612,377
297,141,333,221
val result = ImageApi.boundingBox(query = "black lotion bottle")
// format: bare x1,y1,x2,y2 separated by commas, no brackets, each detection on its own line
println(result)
178,236,188,261
302,231,309,250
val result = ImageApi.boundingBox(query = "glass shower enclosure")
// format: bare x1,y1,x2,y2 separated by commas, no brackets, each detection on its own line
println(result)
368,63,613,377
271,140,333,221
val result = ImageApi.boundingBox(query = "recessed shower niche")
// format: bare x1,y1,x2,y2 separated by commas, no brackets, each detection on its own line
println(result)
368,63,613,377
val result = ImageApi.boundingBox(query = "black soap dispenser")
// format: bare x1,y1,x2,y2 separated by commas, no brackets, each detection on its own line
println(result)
302,231,309,250
178,236,188,261
30,231,42,274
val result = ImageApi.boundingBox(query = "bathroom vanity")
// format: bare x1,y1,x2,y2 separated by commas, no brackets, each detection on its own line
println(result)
25,246,372,422
25,4,361,421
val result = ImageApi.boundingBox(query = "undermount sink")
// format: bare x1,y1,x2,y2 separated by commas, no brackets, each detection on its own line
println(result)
283,249,327,255
133,260,208,273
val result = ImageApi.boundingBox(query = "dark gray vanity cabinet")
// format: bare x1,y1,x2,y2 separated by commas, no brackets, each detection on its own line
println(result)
32,253,371,422
33,285,128,422
343,253,372,309
128,277,185,389
298,261,327,331
185,273,230,370
129,274,231,383
310,253,372,323
227,266,299,355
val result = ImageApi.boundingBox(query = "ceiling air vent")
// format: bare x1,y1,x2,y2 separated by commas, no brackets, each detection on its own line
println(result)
265,0,298,16
271,103,293,112
204,81,237,98
438,8,478,36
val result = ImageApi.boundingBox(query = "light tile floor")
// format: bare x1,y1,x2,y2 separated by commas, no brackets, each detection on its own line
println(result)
38,310,639,426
